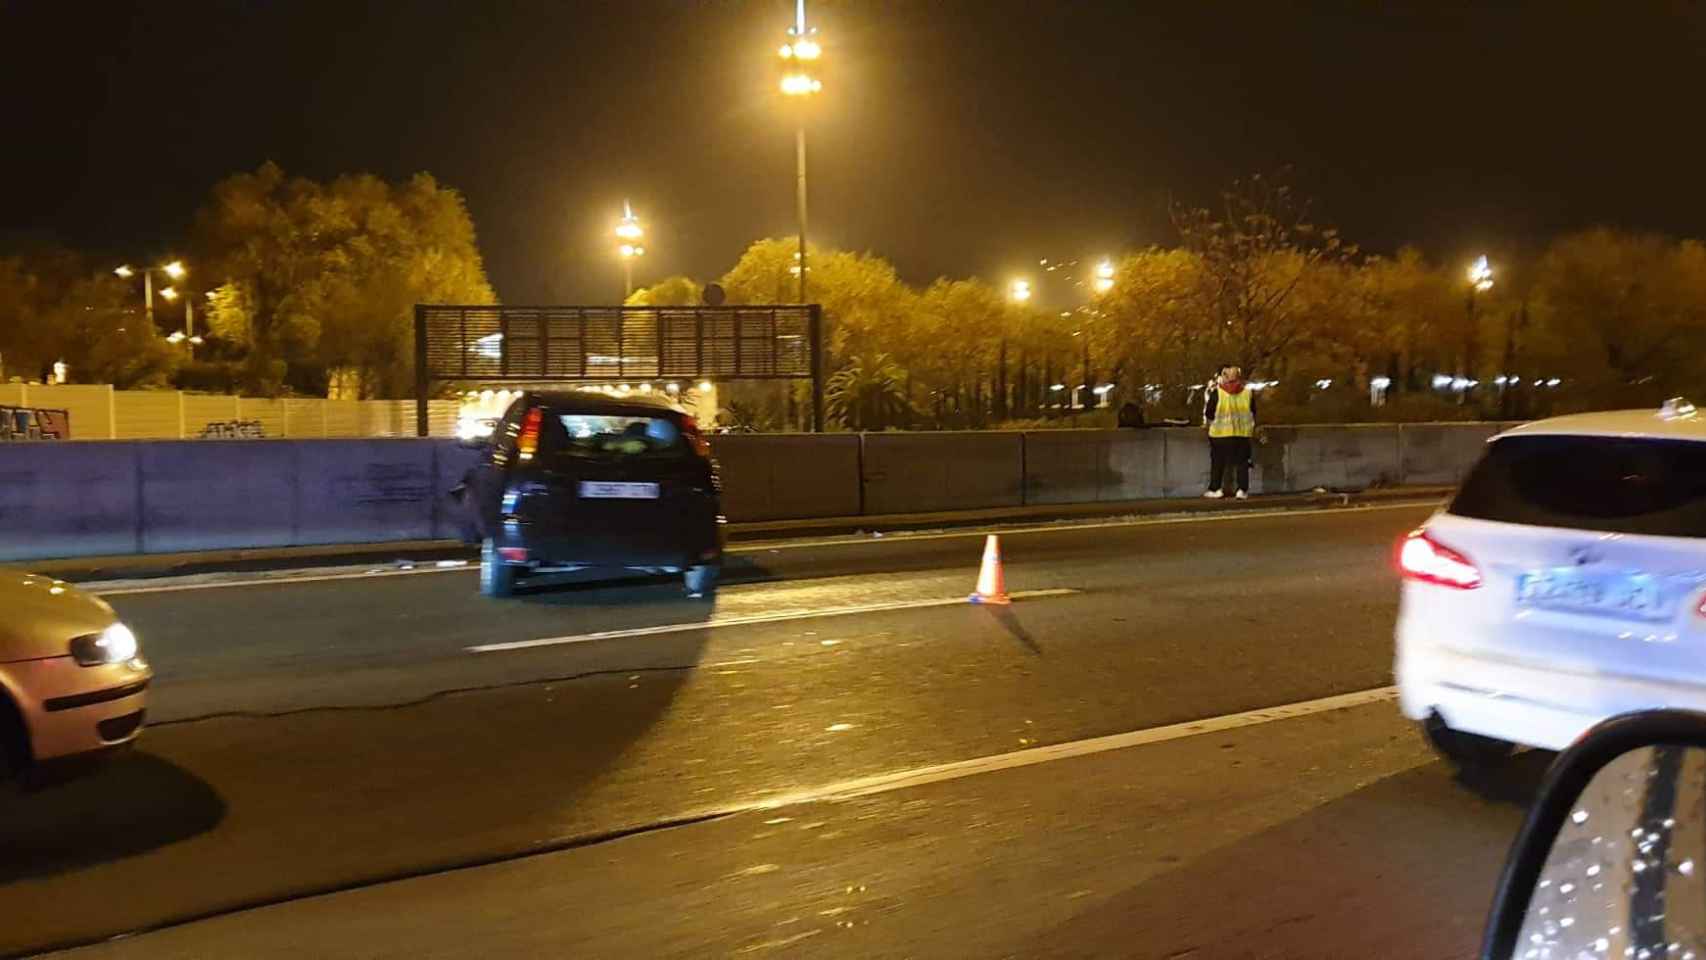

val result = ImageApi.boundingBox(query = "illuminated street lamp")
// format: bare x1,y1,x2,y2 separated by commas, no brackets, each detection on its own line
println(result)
615,200,646,299
778,0,822,304
1093,259,1116,295
1468,254,1494,293
114,260,194,341
1461,254,1494,404
1009,278,1032,303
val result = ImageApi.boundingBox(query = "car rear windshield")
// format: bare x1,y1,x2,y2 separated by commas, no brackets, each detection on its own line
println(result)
537,411,688,460
1449,434,1706,537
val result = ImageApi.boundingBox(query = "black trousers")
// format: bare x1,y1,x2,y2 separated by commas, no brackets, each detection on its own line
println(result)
1209,436,1252,493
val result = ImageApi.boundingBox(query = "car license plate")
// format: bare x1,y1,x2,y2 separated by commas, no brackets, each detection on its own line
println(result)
578,481,660,500
1517,571,1670,621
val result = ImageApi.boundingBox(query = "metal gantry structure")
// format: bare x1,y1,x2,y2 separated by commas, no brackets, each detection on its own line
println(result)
414,303,825,434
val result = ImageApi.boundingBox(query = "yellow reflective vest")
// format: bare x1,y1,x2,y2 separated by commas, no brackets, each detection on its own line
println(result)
1208,387,1254,438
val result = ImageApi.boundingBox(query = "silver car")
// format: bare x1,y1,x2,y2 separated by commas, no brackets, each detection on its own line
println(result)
0,570,151,782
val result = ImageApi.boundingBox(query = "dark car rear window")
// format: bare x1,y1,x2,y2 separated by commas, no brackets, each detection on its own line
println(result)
1449,434,1706,537
537,410,688,461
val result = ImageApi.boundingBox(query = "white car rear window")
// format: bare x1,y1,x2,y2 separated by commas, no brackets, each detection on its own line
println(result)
1451,436,1706,537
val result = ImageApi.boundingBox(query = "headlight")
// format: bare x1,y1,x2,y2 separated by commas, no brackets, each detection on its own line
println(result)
70,623,139,666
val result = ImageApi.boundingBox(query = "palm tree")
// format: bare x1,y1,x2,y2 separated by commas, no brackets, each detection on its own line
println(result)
827,353,913,431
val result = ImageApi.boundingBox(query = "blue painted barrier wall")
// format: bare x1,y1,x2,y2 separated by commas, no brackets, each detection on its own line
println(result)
0,423,1501,562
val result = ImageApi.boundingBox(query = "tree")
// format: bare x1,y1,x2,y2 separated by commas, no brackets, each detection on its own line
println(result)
827,353,913,430
1171,172,1359,375
0,251,179,388
192,163,497,397
1527,228,1706,408
1089,247,1212,416
625,275,703,306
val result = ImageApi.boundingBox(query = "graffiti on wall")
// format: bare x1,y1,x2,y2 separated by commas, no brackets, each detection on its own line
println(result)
198,420,266,439
0,406,70,441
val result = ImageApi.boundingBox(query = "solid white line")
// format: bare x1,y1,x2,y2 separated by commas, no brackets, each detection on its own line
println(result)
727,500,1434,553
752,685,1400,808
93,564,470,596
466,588,1080,653
89,500,1436,597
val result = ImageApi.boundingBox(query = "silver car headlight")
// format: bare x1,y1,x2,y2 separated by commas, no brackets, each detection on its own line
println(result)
70,622,140,666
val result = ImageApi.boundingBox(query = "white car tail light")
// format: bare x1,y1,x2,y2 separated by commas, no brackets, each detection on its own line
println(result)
1397,530,1482,590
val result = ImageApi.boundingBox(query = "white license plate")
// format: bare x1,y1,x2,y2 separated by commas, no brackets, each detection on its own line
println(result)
1517,571,1670,621
578,481,660,500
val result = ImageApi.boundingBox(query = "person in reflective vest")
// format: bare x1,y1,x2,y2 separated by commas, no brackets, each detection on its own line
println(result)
1203,363,1257,500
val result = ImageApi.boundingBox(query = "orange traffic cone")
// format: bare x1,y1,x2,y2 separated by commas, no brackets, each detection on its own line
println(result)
969,534,1011,605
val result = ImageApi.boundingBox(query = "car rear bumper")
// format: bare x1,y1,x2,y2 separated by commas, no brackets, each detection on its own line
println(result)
1397,630,1706,752
496,516,724,571
1,656,152,762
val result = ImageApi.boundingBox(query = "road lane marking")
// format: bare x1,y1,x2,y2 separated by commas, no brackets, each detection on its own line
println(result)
465,588,1081,653
753,685,1401,807
87,500,1437,596
732,500,1435,553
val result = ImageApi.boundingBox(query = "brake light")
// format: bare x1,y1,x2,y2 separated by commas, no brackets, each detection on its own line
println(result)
1397,529,1482,590
516,406,543,461
682,416,712,458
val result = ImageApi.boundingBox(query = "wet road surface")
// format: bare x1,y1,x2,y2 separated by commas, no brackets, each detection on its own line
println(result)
0,500,1540,958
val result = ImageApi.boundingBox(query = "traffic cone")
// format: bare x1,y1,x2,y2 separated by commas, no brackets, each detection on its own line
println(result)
969,534,1011,605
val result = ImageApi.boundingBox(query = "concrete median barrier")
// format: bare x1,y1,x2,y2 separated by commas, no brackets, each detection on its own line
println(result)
711,434,862,522
1025,430,1168,503
862,432,1023,514
0,443,142,560
0,422,1506,562
295,440,441,545
139,441,299,554
1262,425,1402,491
1397,423,1500,485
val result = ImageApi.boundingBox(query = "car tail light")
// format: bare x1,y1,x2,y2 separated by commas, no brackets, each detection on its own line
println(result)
516,406,543,461
1397,529,1482,590
682,416,712,458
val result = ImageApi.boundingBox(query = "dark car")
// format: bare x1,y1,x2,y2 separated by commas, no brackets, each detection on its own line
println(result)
454,391,724,599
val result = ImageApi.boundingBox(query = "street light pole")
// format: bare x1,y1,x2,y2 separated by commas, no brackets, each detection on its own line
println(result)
796,124,809,304
615,200,645,302
779,0,821,305
1009,279,1031,417
1465,255,1494,405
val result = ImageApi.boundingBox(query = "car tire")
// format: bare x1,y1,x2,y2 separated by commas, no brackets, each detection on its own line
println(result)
480,539,518,598
684,564,719,599
1421,714,1516,770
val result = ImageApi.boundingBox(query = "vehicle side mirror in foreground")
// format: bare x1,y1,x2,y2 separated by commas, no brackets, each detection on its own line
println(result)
1483,710,1706,959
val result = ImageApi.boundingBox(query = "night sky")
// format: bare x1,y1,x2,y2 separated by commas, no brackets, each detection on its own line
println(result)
6,1,1705,304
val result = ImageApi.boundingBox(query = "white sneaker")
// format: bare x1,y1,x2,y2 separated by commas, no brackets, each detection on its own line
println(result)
1203,490,1224,499
1235,490,1248,500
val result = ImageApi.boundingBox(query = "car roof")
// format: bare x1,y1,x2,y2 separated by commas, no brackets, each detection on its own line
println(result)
1496,405,1706,443
524,390,682,417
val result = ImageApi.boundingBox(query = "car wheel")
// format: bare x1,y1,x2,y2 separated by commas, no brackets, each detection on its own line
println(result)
684,564,719,599
480,539,518,598
1421,713,1515,770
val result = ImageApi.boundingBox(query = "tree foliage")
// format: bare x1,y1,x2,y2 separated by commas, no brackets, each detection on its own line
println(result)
192,162,496,397
625,275,704,306
0,251,180,388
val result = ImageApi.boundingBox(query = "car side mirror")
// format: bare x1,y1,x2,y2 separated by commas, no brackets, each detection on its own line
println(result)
1482,710,1706,959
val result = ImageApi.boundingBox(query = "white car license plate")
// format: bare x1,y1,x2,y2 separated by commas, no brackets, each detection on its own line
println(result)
578,481,660,500
1517,571,1670,621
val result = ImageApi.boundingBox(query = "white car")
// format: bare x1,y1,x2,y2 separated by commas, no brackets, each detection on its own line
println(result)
1396,400,1706,767
0,570,150,784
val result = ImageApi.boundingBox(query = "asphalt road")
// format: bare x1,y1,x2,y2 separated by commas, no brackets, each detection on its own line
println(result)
0,499,1542,958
